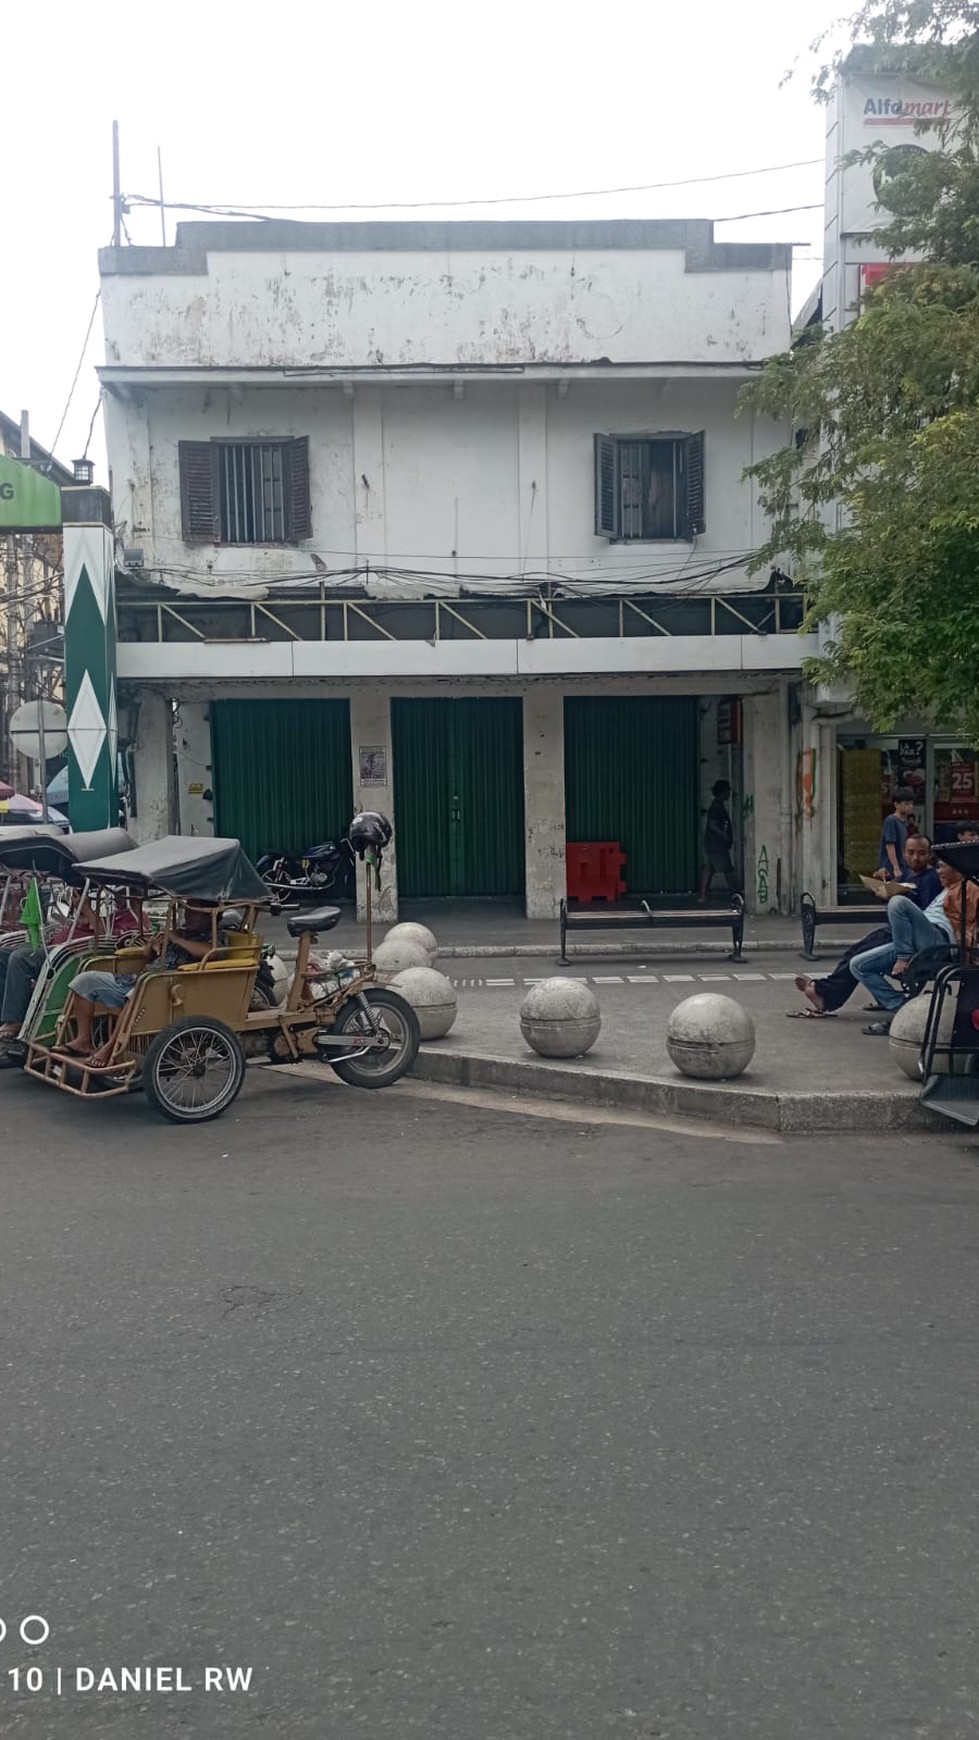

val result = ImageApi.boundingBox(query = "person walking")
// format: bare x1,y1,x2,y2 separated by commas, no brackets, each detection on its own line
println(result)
698,780,738,904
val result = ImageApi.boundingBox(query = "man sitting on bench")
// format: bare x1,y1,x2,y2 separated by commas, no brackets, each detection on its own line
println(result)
851,860,979,1035
792,835,940,1017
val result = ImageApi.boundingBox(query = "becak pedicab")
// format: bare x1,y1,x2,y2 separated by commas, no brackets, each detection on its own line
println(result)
0,827,137,1050
18,832,420,1124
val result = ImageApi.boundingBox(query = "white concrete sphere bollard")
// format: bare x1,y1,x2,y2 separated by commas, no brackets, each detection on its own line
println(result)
666,992,756,1080
888,992,956,1079
520,977,601,1059
384,921,438,967
390,966,458,1040
372,935,431,975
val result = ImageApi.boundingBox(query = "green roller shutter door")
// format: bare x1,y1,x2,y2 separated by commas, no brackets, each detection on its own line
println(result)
564,696,699,895
211,699,353,862
392,698,525,897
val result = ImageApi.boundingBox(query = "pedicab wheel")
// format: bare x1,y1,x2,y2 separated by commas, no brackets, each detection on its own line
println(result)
327,987,421,1089
143,1016,247,1124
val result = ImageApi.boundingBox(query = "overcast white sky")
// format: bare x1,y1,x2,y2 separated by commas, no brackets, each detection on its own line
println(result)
2,0,848,481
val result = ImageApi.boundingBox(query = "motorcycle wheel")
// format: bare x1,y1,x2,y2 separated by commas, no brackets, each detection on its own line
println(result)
325,988,420,1089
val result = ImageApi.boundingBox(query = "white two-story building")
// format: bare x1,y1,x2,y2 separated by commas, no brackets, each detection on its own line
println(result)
99,217,814,918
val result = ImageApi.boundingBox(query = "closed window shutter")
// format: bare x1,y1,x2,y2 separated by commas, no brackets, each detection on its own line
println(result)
179,441,219,541
682,431,706,538
593,434,619,538
285,436,312,540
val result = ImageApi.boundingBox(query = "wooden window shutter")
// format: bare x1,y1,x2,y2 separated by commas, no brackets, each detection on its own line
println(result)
178,440,219,541
593,434,619,538
682,431,706,538
285,436,312,540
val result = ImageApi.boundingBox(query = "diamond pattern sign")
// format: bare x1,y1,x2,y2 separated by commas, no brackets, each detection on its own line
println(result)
64,515,118,828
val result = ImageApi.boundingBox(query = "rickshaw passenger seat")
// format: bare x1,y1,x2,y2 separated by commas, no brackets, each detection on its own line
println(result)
286,905,342,938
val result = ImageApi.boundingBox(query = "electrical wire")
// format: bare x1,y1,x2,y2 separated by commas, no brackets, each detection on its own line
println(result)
121,156,824,218
81,393,103,461
49,290,101,460
128,193,823,228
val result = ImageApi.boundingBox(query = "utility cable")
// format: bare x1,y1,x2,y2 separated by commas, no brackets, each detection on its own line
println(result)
120,154,823,219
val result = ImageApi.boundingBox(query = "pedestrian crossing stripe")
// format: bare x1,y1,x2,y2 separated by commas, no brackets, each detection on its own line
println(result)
448,970,811,992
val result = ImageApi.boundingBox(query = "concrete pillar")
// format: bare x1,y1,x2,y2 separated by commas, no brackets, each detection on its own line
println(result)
349,689,397,923
63,488,118,829
127,690,174,843
798,698,835,905
742,689,785,915
175,701,214,836
523,687,565,919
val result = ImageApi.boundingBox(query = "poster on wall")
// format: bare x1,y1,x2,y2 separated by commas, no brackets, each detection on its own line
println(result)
358,746,388,787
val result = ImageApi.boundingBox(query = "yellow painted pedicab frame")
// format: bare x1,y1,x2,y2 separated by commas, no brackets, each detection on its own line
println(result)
22,835,420,1123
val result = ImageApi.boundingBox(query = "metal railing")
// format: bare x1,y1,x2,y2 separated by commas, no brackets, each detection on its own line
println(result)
118,588,806,646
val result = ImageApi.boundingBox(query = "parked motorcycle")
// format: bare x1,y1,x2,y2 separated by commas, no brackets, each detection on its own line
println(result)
256,839,355,907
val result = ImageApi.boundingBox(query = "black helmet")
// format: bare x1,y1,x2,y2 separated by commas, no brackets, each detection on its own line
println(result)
347,811,393,858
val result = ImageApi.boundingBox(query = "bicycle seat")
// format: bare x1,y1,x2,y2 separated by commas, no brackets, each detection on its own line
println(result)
286,905,342,938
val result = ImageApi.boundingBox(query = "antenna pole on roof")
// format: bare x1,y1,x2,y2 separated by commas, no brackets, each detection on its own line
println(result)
112,121,122,249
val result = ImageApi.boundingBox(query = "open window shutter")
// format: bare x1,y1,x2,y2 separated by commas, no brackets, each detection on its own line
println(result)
285,436,312,540
179,441,219,541
683,431,706,538
594,434,619,538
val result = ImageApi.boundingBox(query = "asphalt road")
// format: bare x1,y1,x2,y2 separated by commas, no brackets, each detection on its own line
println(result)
2,1065,979,1739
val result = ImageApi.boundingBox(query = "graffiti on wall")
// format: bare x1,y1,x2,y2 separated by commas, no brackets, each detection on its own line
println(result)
756,844,770,909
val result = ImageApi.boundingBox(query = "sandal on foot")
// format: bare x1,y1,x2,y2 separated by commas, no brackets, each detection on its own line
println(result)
786,1008,836,1019
862,1019,893,1036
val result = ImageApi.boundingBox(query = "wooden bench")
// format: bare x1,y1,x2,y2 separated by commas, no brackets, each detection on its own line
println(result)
560,896,745,962
800,890,884,959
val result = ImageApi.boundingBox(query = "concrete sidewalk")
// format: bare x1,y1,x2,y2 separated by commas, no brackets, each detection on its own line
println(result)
409,974,949,1135
265,898,871,961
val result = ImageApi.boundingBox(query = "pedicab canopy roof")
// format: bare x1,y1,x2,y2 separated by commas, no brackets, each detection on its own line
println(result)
77,835,270,904
0,827,135,876
934,841,979,879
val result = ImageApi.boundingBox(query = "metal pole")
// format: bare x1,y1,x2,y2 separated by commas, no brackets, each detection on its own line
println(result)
5,533,20,790
112,121,122,248
157,146,166,246
37,693,48,823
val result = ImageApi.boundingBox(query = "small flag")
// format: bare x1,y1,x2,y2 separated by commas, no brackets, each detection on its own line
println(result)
19,878,43,949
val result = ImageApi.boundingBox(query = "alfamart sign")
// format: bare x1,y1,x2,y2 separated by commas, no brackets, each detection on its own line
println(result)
863,95,953,123
0,454,62,530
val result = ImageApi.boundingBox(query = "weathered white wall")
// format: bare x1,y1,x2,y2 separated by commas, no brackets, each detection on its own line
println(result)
104,376,786,602
101,227,790,371
127,689,173,843
174,701,213,836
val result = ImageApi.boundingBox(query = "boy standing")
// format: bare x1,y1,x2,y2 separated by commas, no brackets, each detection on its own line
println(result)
878,786,917,880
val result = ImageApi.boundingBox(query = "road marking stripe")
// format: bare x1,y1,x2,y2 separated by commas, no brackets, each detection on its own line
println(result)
663,974,695,982
734,972,765,981
485,977,515,986
593,975,623,984
627,974,658,983
699,974,731,981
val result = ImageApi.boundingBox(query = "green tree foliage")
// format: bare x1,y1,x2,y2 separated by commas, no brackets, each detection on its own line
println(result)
744,1,979,735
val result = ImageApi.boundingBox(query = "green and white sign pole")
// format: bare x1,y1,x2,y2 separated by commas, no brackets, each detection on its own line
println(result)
63,486,118,830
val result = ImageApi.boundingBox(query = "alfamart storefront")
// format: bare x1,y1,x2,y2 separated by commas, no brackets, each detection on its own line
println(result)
838,734,979,885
